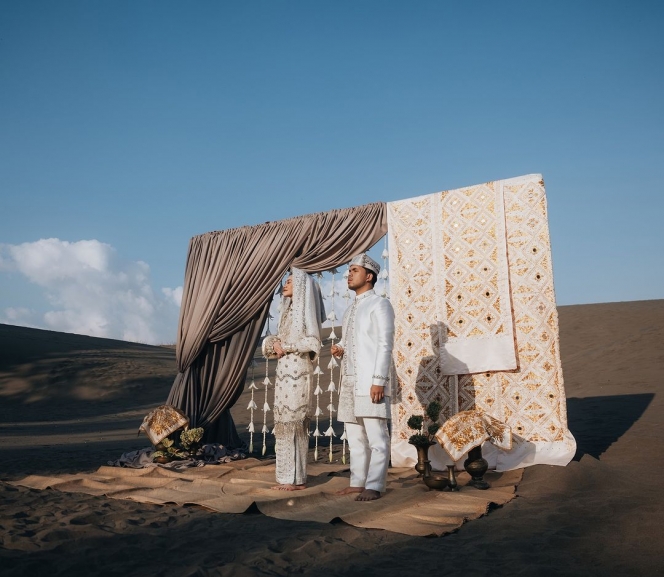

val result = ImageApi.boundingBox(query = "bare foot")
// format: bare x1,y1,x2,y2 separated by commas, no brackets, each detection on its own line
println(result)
355,489,381,501
335,486,364,496
271,484,306,491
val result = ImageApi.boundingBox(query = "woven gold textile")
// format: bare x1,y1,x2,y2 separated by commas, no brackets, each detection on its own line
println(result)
138,405,189,446
388,174,576,470
435,410,512,462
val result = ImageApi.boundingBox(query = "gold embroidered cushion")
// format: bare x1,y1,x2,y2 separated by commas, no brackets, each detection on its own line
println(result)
435,410,512,461
139,405,189,445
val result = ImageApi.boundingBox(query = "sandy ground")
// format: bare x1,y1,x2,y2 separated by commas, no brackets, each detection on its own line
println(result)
1,300,663,576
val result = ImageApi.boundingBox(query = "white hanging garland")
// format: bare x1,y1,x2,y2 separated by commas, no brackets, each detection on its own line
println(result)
381,237,390,298
313,272,324,461
261,311,274,456
324,268,339,462
247,359,258,453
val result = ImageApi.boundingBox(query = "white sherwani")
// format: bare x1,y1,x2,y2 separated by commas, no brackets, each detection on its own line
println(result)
337,289,395,492
337,289,395,423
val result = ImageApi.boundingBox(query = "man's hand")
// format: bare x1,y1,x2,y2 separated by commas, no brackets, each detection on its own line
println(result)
370,385,384,404
331,344,344,358
273,341,286,358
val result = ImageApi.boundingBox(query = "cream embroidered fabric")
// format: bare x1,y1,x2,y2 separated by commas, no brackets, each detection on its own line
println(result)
435,410,512,462
389,174,576,471
138,405,189,446
387,180,517,377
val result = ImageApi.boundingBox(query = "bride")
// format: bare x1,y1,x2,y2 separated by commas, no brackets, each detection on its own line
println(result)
262,268,325,490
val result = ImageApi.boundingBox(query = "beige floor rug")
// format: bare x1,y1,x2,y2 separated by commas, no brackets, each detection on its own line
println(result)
12,458,522,537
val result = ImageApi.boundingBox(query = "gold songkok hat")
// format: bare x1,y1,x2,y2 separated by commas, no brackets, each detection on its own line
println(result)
349,253,380,275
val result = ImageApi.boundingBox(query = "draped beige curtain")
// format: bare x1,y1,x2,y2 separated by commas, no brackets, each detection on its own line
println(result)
166,202,387,447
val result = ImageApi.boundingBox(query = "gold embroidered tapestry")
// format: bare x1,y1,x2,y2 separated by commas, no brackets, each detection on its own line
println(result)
388,174,576,471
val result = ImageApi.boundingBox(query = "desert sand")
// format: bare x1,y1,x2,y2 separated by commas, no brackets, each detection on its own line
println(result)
1,300,663,576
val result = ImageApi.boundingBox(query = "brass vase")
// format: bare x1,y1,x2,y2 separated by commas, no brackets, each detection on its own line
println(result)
413,441,435,477
464,445,490,489
447,464,459,491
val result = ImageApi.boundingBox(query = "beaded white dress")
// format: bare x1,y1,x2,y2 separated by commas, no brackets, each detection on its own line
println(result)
262,269,324,485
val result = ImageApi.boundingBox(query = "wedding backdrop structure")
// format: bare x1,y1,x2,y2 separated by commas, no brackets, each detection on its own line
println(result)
166,174,575,470
166,203,387,446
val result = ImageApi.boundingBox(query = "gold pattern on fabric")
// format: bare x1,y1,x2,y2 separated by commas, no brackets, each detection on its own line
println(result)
459,176,572,446
387,194,458,433
388,175,575,469
434,410,512,462
139,405,189,446
436,181,513,343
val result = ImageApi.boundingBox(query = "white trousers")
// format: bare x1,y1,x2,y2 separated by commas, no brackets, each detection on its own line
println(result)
346,417,390,492
274,423,308,485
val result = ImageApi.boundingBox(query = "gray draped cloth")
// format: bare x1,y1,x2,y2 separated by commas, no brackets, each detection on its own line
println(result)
166,202,387,448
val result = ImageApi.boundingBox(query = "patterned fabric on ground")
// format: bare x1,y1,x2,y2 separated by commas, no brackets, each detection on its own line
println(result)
388,174,576,471
108,444,247,469
138,405,189,445
435,410,512,462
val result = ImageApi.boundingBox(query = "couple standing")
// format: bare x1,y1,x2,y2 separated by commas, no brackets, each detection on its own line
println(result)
262,254,395,502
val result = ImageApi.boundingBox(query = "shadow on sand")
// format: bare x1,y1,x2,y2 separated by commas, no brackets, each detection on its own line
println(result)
567,393,654,461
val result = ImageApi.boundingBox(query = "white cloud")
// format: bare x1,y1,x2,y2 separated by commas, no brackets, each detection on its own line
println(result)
0,239,181,345
0,240,391,347
2,307,37,326
162,286,183,307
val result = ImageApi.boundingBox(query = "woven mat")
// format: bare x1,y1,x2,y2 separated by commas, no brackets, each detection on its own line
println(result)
12,459,521,537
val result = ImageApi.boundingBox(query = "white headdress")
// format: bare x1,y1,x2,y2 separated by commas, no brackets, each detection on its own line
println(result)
280,267,326,345
349,253,380,276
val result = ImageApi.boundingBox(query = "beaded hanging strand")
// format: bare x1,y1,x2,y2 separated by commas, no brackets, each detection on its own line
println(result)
325,268,339,462
340,263,351,464
261,312,273,456
313,362,324,461
380,236,390,297
342,265,351,302
262,354,271,456
247,359,258,453
312,272,324,461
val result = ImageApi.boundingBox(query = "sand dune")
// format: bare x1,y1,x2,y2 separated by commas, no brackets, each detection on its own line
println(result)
1,300,663,576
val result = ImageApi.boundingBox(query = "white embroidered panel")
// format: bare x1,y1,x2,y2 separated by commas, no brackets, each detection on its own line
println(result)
387,179,517,378
389,174,576,471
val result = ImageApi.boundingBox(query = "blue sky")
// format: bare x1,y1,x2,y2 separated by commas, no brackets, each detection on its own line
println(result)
1,1,662,343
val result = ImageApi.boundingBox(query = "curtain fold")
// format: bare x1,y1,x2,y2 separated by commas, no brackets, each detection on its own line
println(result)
292,206,389,271
167,202,387,447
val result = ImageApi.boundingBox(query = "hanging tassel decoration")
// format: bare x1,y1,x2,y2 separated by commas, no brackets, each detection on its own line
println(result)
381,237,389,298
342,267,351,302
262,319,272,456
313,359,323,461
340,424,348,465
326,268,339,462
247,359,257,453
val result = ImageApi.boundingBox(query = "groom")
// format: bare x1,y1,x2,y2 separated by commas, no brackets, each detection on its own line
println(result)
332,253,395,501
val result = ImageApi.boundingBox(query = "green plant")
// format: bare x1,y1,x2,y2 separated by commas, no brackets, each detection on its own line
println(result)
152,427,205,462
407,401,443,447
180,427,204,451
